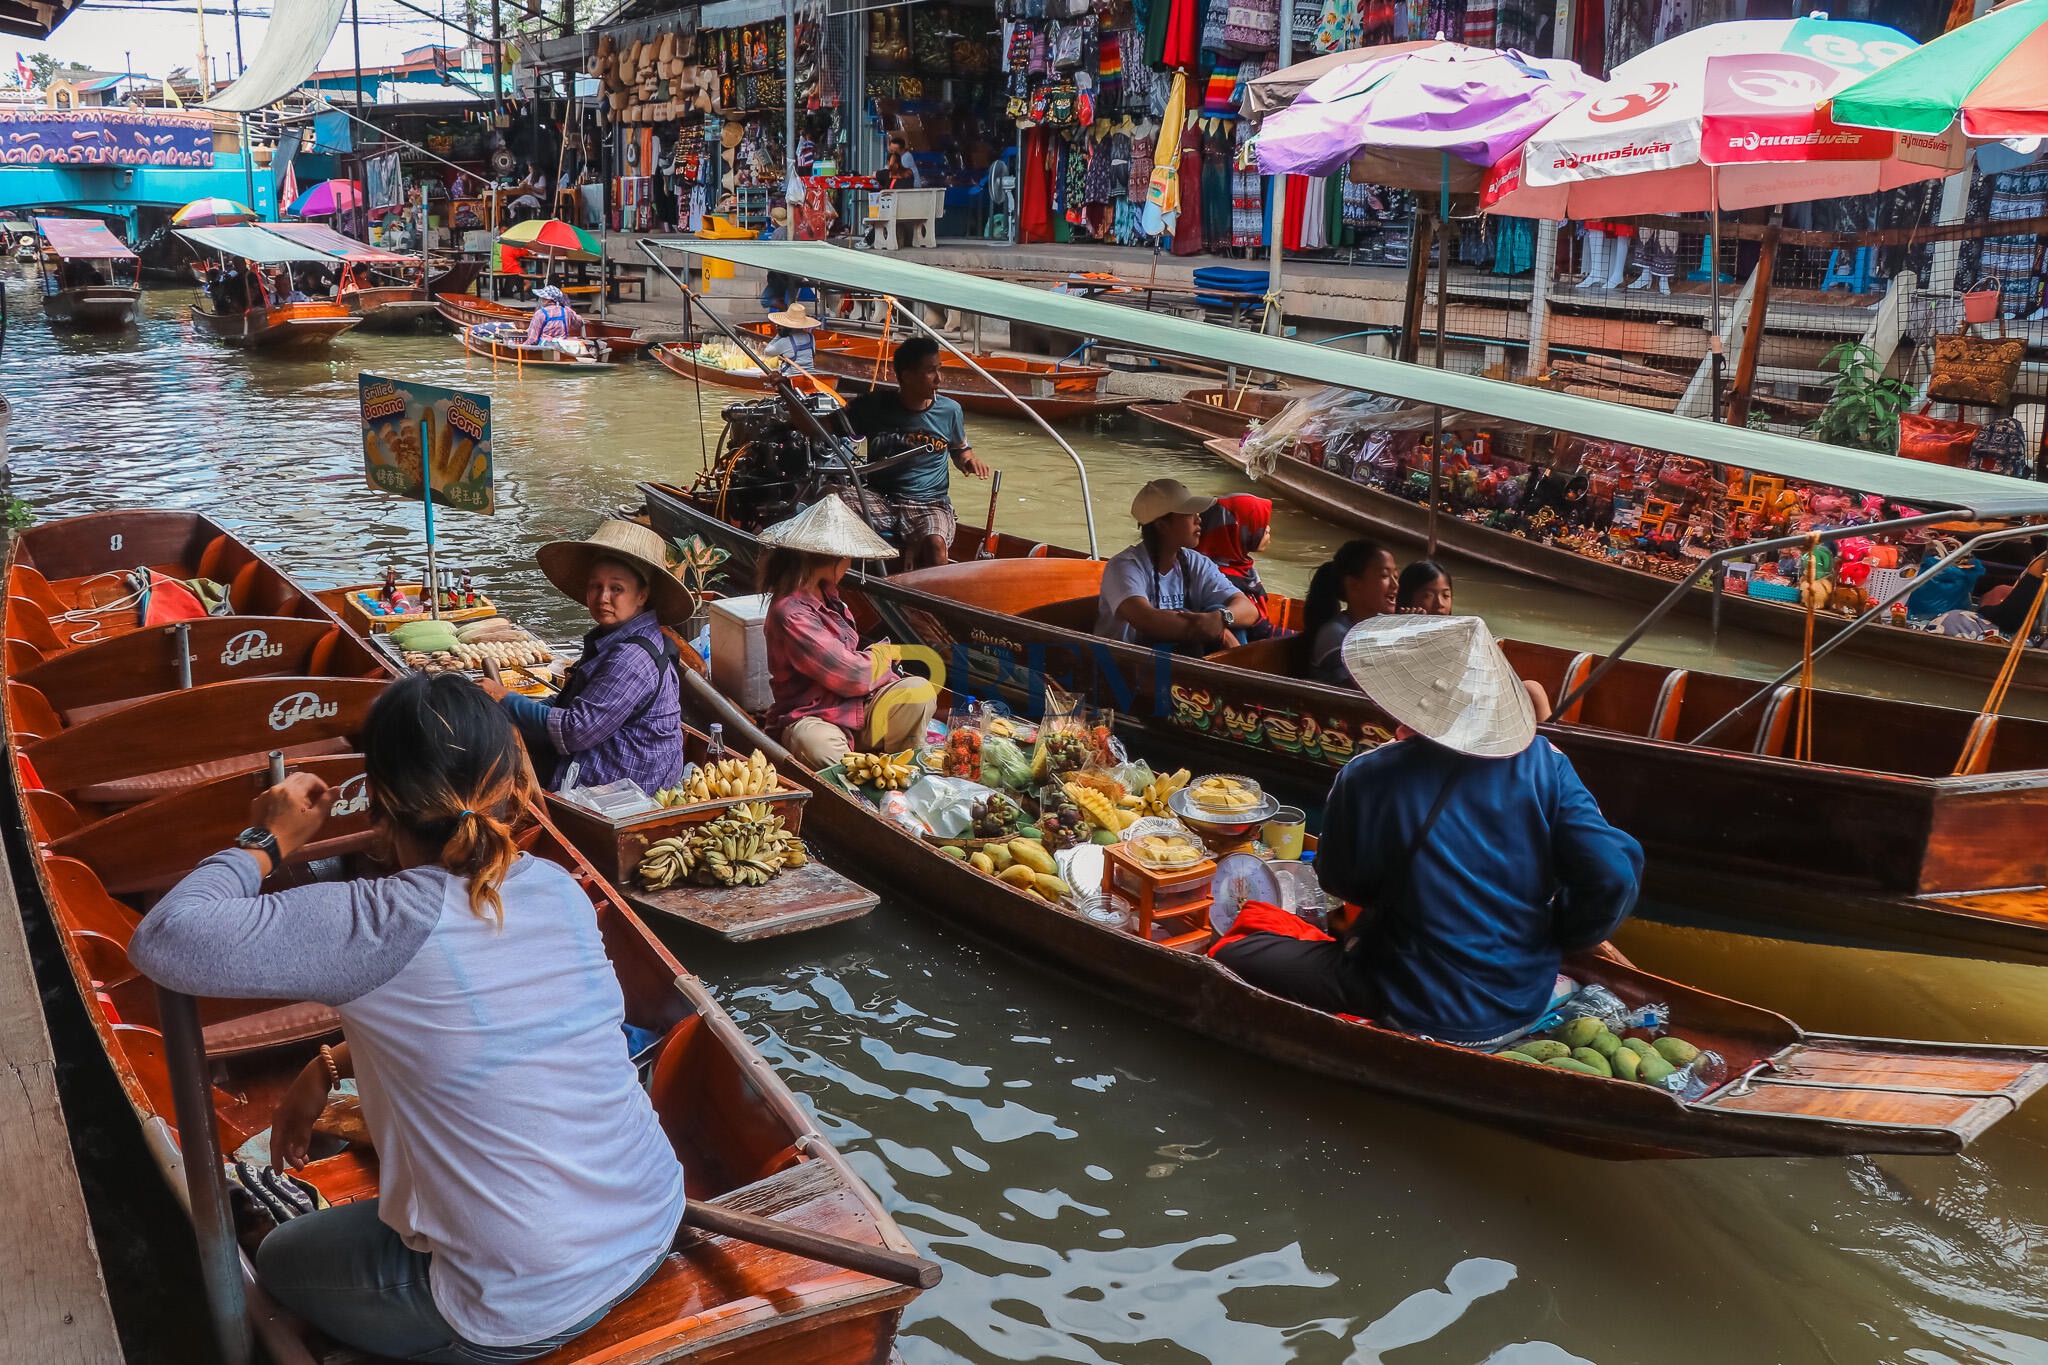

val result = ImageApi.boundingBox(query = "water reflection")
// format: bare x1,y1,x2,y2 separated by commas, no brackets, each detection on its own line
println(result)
8,268,2048,1364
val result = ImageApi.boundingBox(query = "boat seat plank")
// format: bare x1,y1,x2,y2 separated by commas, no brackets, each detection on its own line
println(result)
201,1001,342,1058
73,737,354,807
1701,1082,1984,1129
21,616,345,710
1770,1043,2047,1095
22,788,86,842
4,638,43,675
1017,593,1098,633
24,676,383,795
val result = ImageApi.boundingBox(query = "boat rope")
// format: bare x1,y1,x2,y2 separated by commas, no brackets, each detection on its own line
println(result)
1794,532,1820,765
870,305,893,390
684,293,710,475
46,571,149,645
1953,557,2048,776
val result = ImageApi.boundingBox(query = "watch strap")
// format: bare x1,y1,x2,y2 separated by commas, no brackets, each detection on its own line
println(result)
235,826,281,861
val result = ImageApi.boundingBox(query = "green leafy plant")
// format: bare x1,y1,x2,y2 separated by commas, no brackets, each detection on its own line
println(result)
667,534,730,599
1805,342,1915,453
0,495,32,533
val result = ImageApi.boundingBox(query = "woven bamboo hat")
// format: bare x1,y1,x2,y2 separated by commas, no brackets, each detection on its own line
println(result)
758,493,898,560
1340,614,1536,758
768,302,821,329
537,518,698,626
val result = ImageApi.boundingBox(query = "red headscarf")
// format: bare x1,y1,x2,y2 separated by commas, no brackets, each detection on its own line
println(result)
1198,494,1272,600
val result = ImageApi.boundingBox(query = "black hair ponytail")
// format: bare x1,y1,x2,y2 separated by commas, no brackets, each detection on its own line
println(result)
1304,538,1383,638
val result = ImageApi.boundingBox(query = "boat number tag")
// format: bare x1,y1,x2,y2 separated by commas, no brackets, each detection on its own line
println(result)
268,690,339,732
109,534,122,552
329,773,369,818
220,629,284,667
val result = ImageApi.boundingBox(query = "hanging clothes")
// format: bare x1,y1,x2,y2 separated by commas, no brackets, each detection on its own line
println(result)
1164,0,1202,68
1202,123,1234,249
1492,217,1535,275
1463,0,1494,46
1201,0,1235,54
1172,121,1205,255
1021,128,1056,243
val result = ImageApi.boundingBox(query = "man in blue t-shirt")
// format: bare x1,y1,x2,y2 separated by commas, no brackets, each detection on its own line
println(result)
846,336,992,569
1093,479,1261,654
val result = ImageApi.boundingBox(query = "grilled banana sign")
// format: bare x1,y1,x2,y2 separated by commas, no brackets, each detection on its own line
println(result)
220,629,284,667
268,691,339,731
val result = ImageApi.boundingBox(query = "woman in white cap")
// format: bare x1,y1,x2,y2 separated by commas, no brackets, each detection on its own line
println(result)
1093,478,1260,654
761,301,821,370
757,495,938,767
1213,614,1642,1046
479,518,691,794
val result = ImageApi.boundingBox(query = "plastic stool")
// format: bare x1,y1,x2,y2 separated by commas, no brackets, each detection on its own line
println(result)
1822,247,1875,293
1685,238,1735,284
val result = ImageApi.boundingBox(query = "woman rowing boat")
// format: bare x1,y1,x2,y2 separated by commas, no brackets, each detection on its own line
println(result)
130,674,685,1362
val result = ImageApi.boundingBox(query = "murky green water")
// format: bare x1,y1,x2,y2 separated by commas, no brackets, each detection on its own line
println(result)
8,274,2047,1365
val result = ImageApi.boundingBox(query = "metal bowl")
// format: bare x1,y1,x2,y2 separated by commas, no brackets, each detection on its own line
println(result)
1168,785,1280,838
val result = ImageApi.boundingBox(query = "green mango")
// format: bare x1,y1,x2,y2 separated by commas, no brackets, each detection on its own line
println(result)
1611,1048,1641,1083
1570,1047,1613,1077
1618,1037,1655,1059
1586,1030,1623,1060
1544,1056,1605,1075
1653,1037,1701,1066
1497,1051,1543,1064
1560,1016,1604,1050
1639,1054,1678,1086
938,845,967,859
1520,1040,1571,1062
1091,828,1121,845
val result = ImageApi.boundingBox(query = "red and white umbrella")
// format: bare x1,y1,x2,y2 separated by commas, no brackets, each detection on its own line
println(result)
1482,18,1964,219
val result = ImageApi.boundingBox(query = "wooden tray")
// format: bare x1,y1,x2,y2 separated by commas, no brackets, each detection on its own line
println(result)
339,581,498,633
626,860,878,942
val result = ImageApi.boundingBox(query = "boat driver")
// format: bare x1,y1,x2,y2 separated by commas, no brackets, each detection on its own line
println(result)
1212,614,1642,1046
845,336,992,570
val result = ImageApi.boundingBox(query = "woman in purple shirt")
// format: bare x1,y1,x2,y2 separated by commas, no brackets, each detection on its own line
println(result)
479,519,692,793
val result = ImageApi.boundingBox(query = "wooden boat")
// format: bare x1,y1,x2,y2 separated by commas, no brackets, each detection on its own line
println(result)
460,321,620,369
191,299,360,350
434,293,650,357
262,222,440,331
641,480,2048,966
3,509,926,1364
34,218,141,328
670,664,2048,1160
741,322,1137,422
653,341,841,398
1129,386,1293,444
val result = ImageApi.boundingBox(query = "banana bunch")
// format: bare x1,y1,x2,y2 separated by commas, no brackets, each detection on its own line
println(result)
842,749,916,790
679,751,778,803
1063,780,1139,832
635,802,808,891
1140,768,1192,818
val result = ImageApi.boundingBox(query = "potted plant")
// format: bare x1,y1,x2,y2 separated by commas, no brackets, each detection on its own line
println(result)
667,535,731,639
1806,342,1916,454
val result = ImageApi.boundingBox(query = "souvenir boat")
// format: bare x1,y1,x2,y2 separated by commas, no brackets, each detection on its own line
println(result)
34,217,141,328
667,663,2048,1161
2,509,929,1364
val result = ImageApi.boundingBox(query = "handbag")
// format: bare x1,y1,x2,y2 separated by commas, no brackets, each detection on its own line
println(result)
1897,406,1980,467
1972,415,2032,478
1928,320,2025,406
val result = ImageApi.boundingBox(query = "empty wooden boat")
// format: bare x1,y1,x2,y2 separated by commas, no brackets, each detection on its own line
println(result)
4,509,927,1364
435,292,650,357
1129,386,1293,444
670,666,2048,1161
640,482,2048,966
35,217,140,328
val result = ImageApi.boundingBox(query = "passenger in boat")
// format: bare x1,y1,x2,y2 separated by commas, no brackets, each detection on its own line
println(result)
757,495,939,767
478,519,689,794
128,673,685,1362
1196,493,1278,640
1396,560,1454,615
1212,614,1642,1045
523,285,587,347
1094,479,1261,653
1303,539,1400,687
762,301,822,369
846,335,993,569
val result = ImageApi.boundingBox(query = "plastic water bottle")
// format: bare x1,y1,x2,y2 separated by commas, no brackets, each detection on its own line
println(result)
706,723,726,763
1666,1050,1727,1102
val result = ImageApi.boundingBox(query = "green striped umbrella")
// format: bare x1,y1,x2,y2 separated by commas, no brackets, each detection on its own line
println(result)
1831,0,2048,138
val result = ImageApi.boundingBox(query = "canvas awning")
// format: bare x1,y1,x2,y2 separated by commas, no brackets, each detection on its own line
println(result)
207,0,350,111
264,221,413,263
650,239,2048,520
175,225,341,265
34,218,135,261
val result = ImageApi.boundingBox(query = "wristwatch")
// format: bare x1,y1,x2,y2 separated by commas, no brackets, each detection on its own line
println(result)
235,826,281,862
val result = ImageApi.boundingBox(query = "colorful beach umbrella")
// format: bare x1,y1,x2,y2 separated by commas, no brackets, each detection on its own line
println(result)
287,179,364,218
1830,0,2048,140
170,197,256,228
497,217,603,261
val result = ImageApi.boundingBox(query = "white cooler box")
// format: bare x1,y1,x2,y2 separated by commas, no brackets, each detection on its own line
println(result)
709,592,775,714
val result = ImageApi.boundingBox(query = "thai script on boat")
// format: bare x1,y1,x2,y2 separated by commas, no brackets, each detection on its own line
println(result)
0,108,212,168
329,773,369,818
220,629,284,667
268,690,339,732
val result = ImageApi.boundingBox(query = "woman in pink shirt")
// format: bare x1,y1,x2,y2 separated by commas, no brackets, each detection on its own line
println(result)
757,495,937,767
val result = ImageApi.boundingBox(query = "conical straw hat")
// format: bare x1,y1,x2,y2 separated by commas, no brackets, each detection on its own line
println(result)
1341,614,1536,758
758,494,899,560
537,518,699,626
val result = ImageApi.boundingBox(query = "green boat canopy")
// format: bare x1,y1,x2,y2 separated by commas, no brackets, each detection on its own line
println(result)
175,225,341,266
649,239,2048,520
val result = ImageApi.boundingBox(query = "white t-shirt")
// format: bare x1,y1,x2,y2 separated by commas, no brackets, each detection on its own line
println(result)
1092,542,1240,643
341,858,685,1346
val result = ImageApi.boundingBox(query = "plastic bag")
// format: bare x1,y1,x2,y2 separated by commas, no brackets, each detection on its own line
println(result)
1031,686,1096,783
903,775,995,838
982,733,1034,791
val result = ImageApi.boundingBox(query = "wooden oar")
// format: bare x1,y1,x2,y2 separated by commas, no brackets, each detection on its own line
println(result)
679,1199,943,1289
976,469,1003,558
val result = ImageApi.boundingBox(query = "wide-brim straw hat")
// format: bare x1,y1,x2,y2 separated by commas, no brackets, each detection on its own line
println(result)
758,494,899,561
768,302,820,329
1341,614,1536,758
537,518,699,627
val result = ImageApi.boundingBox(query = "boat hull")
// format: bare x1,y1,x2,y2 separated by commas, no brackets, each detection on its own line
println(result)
435,293,649,356
191,302,360,350
345,286,442,331
43,286,139,328
459,325,620,368
1129,387,1292,443
652,342,839,399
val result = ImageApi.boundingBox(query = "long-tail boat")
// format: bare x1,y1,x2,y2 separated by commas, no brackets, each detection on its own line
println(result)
264,221,440,331
640,478,2048,966
34,217,140,328
666,664,2048,1160
3,509,927,1364
434,292,651,358
176,225,364,351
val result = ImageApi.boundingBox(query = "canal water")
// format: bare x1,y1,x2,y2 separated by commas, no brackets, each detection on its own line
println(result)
8,276,2047,1364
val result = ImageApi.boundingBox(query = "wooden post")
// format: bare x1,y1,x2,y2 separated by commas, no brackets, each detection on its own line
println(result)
1398,212,1432,364
1724,220,1781,428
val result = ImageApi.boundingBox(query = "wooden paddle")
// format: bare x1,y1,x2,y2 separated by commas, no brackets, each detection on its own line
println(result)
976,469,1003,558
678,1199,943,1289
